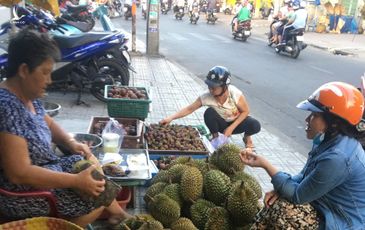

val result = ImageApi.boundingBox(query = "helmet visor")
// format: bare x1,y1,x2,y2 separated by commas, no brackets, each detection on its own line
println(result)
296,100,323,112
205,79,224,88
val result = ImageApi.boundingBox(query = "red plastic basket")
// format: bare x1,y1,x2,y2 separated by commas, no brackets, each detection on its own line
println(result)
98,187,132,219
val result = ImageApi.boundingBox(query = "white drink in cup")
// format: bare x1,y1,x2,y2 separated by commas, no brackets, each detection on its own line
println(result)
102,133,120,153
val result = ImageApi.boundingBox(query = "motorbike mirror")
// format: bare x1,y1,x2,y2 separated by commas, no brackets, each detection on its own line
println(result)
361,74,365,96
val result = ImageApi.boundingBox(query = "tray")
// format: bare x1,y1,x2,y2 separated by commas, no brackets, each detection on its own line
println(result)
87,116,144,139
145,125,210,156
87,116,146,149
99,149,152,182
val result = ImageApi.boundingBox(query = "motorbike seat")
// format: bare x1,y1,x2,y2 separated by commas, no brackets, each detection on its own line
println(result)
52,32,113,49
66,4,88,12
289,28,304,36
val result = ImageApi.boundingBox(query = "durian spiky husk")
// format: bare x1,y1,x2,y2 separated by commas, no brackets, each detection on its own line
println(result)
190,199,216,230
121,214,155,230
137,220,164,230
203,169,231,206
171,217,198,230
204,207,231,230
151,170,170,184
148,194,181,228
230,170,262,199
168,156,193,169
180,166,203,202
163,183,183,207
227,181,259,226
143,182,167,205
167,164,189,183
71,160,120,208
209,143,244,175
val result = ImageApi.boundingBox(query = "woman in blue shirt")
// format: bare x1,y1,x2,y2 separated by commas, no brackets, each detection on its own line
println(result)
241,82,365,229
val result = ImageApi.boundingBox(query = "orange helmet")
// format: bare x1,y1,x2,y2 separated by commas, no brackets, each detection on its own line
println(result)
296,82,365,125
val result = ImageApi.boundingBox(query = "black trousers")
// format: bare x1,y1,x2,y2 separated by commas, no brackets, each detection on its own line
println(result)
203,107,261,136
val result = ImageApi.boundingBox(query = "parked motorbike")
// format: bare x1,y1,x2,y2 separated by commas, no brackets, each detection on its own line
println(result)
0,5,131,103
175,6,184,20
232,19,251,41
189,5,199,24
161,2,168,14
123,4,132,20
206,9,217,24
61,3,95,28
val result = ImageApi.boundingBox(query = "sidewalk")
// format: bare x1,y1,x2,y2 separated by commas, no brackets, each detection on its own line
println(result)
251,19,365,58
49,54,307,219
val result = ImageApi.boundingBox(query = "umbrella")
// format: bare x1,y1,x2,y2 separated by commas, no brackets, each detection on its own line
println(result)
0,0,60,15
0,0,21,7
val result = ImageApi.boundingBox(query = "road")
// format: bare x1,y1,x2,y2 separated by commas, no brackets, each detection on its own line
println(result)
110,10,365,156
0,6,364,156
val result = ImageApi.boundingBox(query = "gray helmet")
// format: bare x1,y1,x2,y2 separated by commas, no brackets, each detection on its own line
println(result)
205,66,231,88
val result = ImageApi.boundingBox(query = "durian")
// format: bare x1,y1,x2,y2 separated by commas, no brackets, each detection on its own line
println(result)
180,166,203,202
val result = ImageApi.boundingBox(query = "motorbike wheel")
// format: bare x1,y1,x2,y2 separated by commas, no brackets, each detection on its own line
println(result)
90,59,130,102
275,47,281,53
291,44,301,59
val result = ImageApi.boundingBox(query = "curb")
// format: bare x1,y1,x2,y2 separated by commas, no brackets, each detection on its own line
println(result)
307,43,356,56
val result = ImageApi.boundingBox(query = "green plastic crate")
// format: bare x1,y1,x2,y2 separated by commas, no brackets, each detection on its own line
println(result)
193,124,211,139
104,85,151,119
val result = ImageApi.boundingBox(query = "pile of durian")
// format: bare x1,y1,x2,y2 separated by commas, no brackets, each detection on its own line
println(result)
120,143,263,230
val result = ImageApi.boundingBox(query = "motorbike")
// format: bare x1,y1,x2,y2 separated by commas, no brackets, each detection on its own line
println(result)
259,5,273,19
107,0,124,17
142,3,147,19
161,2,168,14
232,19,251,41
189,5,199,24
123,4,132,20
267,20,307,59
273,29,306,59
224,6,232,15
206,9,217,24
0,5,131,103
200,0,207,13
61,3,95,28
175,6,184,20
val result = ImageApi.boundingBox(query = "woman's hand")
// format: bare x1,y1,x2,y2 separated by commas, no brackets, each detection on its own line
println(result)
240,150,279,177
76,164,105,197
239,150,267,168
264,190,279,208
159,117,172,125
68,140,93,159
223,126,234,137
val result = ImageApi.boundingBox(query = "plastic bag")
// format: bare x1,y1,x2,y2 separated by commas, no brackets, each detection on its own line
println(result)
210,133,230,150
101,118,126,153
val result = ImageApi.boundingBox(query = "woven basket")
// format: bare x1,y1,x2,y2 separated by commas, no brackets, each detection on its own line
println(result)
0,217,83,230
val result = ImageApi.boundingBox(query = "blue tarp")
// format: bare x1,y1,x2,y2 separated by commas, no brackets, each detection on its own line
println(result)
329,15,358,34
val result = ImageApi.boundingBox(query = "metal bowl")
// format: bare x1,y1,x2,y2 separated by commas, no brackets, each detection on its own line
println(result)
42,101,61,117
69,133,103,149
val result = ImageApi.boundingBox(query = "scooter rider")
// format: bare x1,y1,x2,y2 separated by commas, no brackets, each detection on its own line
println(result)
270,0,291,44
173,0,185,12
279,1,307,45
233,0,251,32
